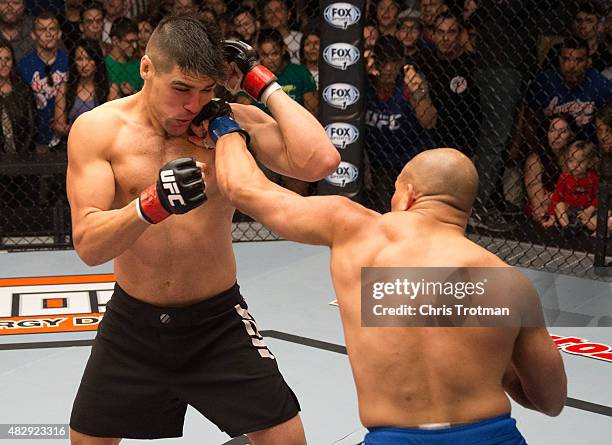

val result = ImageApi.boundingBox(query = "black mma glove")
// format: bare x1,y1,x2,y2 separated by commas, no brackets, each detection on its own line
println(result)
193,98,251,145
136,158,206,224
223,40,282,105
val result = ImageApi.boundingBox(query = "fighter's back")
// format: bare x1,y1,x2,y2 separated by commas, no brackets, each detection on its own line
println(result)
330,210,519,428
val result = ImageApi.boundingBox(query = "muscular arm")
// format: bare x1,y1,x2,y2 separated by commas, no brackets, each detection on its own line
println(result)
67,110,149,266
231,90,340,181
214,133,372,246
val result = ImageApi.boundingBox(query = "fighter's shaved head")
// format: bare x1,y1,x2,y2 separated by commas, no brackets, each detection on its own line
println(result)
146,15,226,79
397,148,479,213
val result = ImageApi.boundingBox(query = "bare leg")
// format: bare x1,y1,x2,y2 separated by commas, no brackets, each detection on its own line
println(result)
246,414,307,445
70,429,121,445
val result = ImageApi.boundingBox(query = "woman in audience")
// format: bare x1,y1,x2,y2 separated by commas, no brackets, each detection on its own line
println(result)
524,113,576,228
299,28,319,89
54,38,119,137
0,39,35,154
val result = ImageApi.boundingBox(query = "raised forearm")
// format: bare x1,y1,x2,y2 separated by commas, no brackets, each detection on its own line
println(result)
73,202,149,266
215,133,269,209
265,90,339,178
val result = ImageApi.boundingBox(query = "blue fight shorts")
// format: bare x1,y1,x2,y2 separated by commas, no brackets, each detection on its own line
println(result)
362,414,527,445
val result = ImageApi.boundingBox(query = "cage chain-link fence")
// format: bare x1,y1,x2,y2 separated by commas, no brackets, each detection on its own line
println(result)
0,0,610,277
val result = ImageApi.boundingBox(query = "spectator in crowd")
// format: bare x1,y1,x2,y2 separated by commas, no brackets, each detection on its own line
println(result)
203,0,226,17
102,0,125,44
124,0,148,18
17,11,67,151
413,12,481,159
171,0,197,16
263,0,301,64
53,38,118,137
364,19,379,75
595,102,611,154
203,0,231,36
376,0,400,36
135,14,154,58
419,0,448,46
524,113,577,227
299,27,318,88
0,0,34,60
59,0,83,52
80,0,110,48
543,2,611,77
237,28,317,196
524,36,611,147
198,6,217,25
232,7,259,47
365,35,437,213
0,37,34,153
550,140,601,235
238,28,317,116
105,16,142,97
395,15,422,58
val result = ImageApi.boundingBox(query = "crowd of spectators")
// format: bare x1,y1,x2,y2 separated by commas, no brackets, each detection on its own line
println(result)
0,0,611,245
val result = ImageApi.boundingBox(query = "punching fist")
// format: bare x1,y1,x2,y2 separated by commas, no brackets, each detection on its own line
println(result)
193,99,251,145
136,158,206,224
223,40,282,105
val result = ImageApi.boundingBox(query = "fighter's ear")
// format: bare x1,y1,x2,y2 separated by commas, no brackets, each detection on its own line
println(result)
140,55,154,80
404,183,416,210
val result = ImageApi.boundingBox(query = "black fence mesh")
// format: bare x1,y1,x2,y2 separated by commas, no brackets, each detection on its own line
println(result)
0,0,610,278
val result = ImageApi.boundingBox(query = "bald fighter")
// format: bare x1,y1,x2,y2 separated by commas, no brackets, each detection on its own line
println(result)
67,16,339,445
207,117,567,444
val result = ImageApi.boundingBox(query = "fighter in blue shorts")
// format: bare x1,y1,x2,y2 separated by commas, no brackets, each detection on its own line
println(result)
200,113,568,445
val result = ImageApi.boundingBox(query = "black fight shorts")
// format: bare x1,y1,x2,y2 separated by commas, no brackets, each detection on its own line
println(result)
70,283,300,439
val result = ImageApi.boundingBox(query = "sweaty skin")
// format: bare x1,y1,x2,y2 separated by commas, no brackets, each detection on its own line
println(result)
214,139,568,428
67,62,339,307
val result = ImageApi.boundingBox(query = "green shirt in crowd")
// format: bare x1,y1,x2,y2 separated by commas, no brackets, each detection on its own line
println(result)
241,62,316,114
105,55,143,95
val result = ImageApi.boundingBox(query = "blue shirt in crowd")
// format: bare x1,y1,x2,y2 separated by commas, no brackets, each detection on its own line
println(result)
365,77,436,169
526,68,612,141
17,49,68,145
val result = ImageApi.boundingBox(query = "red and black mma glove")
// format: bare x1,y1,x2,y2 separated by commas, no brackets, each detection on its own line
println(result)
193,98,251,146
136,158,206,224
223,40,282,106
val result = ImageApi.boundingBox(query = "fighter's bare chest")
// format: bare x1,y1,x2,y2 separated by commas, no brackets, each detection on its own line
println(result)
108,132,218,208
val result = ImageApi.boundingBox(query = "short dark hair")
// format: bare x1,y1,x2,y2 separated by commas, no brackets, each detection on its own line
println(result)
110,17,138,39
34,11,59,27
434,11,462,29
257,27,285,49
560,36,589,53
146,15,226,79
80,1,105,21
575,1,605,20
374,35,405,63
232,6,256,23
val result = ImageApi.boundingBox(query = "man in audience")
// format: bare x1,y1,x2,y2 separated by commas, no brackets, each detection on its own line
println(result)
105,16,141,97
0,0,34,60
376,0,400,37
365,35,437,213
524,36,611,149
543,2,611,76
232,7,259,48
395,15,423,58
171,0,197,17
419,0,448,46
17,11,67,152
101,0,124,44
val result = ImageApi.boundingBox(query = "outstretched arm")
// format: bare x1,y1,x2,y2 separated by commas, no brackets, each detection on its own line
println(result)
214,132,372,246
